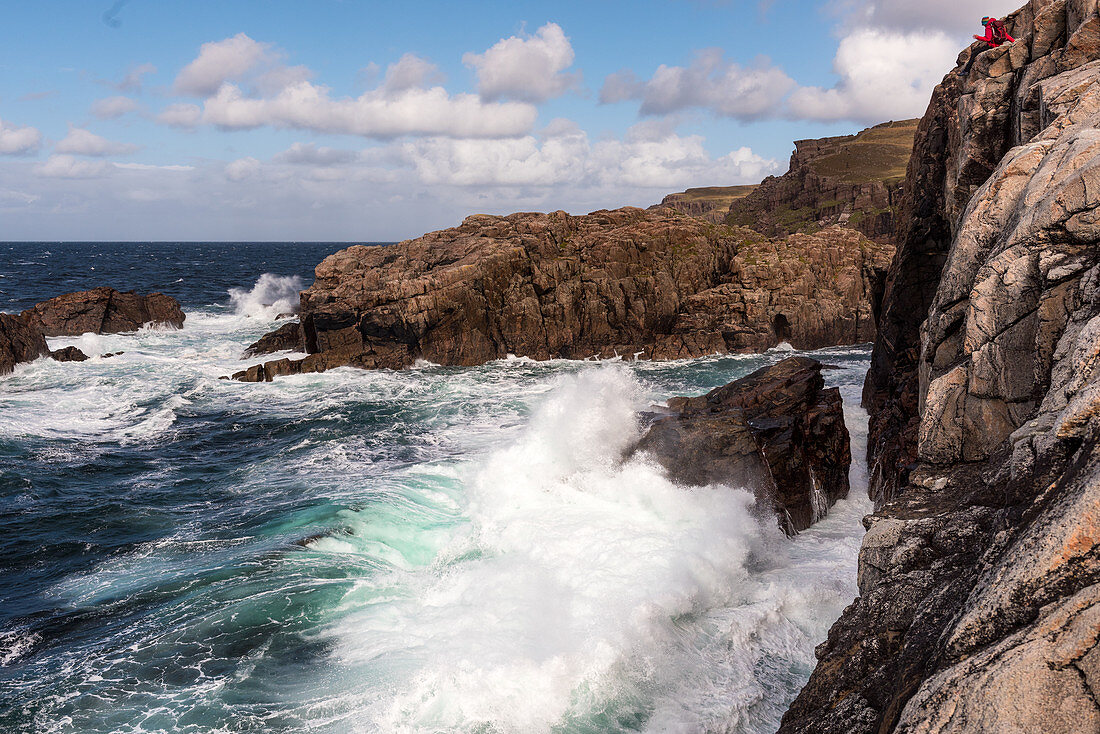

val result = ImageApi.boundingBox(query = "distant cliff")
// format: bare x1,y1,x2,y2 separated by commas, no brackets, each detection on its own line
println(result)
726,119,918,243
649,185,758,223
781,1,1100,731
234,209,892,380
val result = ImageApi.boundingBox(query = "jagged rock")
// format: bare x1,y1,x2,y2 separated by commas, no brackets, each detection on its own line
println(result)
49,346,88,362
243,320,302,357
0,313,49,375
235,208,893,380
632,356,850,534
726,120,918,244
782,3,1100,733
19,287,185,336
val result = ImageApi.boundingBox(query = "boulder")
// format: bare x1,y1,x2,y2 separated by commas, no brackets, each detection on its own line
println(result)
234,208,893,380
0,313,49,375
632,356,850,533
49,346,88,362
20,287,184,336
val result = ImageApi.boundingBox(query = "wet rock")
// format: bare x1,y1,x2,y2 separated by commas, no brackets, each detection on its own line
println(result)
0,313,49,375
19,287,185,336
49,346,88,362
632,356,850,534
243,320,302,357
237,208,893,380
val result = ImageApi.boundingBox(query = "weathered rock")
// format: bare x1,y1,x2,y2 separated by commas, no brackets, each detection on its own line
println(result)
19,287,185,336
235,209,893,380
726,120,919,244
783,3,1100,732
243,320,302,357
49,346,88,362
633,356,850,533
0,313,49,375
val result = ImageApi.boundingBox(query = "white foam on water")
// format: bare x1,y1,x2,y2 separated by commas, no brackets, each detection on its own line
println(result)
227,273,303,319
313,366,867,733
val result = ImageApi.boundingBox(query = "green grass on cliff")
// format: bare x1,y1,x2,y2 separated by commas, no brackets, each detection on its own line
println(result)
672,185,759,204
808,119,919,185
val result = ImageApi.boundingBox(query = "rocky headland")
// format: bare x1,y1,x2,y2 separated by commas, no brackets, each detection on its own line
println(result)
235,209,892,381
0,288,185,372
726,119,918,244
633,356,850,534
781,1,1100,731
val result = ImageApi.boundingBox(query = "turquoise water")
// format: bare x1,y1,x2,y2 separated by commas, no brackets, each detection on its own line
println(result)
0,243,870,733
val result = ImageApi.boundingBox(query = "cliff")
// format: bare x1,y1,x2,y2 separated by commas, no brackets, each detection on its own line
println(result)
782,1,1100,731
650,185,758,223
726,119,918,243
235,209,892,380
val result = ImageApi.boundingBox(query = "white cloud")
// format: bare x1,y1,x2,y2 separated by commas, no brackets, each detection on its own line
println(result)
463,23,579,103
383,54,445,94
157,103,203,128
200,81,538,139
787,29,959,122
834,0,1023,35
113,162,194,171
273,142,361,165
91,95,140,119
0,118,42,155
601,50,796,120
399,120,777,189
174,33,272,96
116,62,157,92
35,154,111,178
225,156,261,181
55,126,140,156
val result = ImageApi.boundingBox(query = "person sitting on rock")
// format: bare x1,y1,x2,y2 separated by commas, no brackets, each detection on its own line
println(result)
961,16,1016,75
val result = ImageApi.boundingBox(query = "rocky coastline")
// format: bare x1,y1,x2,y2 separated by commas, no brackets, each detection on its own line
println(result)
781,1,1100,730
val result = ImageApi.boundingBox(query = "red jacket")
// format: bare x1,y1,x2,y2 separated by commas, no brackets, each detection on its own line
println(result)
974,22,1015,47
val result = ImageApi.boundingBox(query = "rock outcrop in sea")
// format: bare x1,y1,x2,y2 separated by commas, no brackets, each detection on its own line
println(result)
781,1,1100,731
19,287,185,337
236,208,892,380
726,119,918,244
633,356,850,534
0,313,49,375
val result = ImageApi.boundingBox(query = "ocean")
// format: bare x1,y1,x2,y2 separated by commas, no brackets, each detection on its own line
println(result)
0,242,871,733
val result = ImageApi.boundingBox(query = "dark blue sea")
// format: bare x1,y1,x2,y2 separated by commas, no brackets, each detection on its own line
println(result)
0,242,871,733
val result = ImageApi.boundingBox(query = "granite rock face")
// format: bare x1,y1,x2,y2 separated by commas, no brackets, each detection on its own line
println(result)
726,120,918,244
20,287,185,337
0,313,49,375
633,356,850,534
237,208,893,380
782,2,1100,732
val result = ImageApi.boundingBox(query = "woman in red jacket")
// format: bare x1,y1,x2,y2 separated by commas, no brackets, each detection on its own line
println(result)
962,17,1015,75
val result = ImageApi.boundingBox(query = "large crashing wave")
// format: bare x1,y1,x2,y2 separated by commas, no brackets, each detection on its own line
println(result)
228,273,303,319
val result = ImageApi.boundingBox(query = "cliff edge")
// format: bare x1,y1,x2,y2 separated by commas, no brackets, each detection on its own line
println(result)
782,1,1100,731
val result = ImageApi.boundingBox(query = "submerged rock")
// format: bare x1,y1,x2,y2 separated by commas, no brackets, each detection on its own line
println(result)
0,313,49,375
782,3,1100,732
235,208,892,380
633,356,850,534
20,287,184,337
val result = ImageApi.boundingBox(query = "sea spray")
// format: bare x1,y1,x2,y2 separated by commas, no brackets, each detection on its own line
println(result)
228,273,304,319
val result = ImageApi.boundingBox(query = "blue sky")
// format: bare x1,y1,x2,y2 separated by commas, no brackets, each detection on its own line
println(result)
0,0,1018,241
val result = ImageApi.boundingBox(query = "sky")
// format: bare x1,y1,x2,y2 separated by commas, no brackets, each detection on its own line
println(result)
0,0,1019,241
